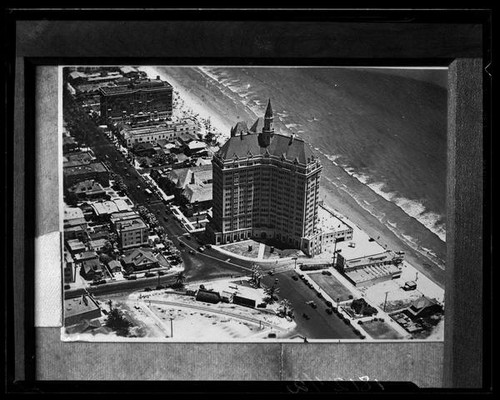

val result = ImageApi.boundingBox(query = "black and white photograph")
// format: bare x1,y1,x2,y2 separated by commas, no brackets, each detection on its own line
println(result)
6,8,490,391
60,65,447,342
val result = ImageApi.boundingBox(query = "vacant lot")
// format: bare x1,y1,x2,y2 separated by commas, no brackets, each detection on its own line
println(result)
361,319,403,340
308,272,355,302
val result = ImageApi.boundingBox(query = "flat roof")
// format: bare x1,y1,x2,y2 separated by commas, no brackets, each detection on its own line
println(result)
64,162,108,175
64,207,85,221
118,218,147,231
316,206,352,234
64,295,100,318
345,263,401,284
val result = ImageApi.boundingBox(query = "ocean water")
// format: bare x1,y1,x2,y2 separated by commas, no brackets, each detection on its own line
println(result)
146,66,448,274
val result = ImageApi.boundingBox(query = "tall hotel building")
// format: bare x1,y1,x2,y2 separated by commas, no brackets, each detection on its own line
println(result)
208,100,322,256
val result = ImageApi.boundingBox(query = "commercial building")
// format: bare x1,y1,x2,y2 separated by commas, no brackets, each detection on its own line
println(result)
63,162,110,188
99,77,173,123
118,119,198,149
335,250,404,287
208,100,322,255
64,294,102,326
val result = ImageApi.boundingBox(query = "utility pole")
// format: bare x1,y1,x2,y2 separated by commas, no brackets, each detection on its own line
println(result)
383,291,389,312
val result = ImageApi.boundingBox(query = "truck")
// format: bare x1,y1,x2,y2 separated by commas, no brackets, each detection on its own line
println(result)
403,281,417,291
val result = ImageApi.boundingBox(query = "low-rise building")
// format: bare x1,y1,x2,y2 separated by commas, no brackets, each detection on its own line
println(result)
335,250,404,287
88,238,107,252
65,239,86,255
63,150,96,168
80,258,104,281
64,161,110,188
301,205,354,256
118,119,198,149
64,207,87,228
107,260,123,273
90,199,134,218
64,250,75,284
63,136,79,154
64,294,102,326
67,179,106,200
406,296,443,319
121,247,159,273
111,211,149,250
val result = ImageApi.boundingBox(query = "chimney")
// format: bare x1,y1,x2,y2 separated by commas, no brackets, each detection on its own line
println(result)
289,133,295,145
82,295,88,306
156,75,160,80
191,171,195,184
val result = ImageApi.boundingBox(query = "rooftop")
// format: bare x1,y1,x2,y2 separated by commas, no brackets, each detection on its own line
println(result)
64,207,85,221
183,183,213,204
91,199,133,216
69,180,105,194
110,211,141,223
123,247,157,266
316,206,352,234
219,129,316,166
99,78,172,96
64,162,108,176
344,263,401,285
167,164,212,189
64,295,100,319
117,217,148,231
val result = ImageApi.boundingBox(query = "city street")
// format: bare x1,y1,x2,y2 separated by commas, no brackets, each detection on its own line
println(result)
69,113,358,339
260,270,358,339
77,122,254,283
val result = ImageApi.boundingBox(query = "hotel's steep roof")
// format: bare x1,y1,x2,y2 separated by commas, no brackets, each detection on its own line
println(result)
218,132,315,165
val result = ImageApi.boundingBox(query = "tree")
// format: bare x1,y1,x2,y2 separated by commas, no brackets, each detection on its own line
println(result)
251,265,262,288
264,285,280,304
278,299,294,318
101,240,114,256
105,307,132,337
172,271,186,289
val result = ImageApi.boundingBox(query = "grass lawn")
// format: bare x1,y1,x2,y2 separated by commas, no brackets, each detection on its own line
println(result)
308,272,355,302
221,240,261,258
361,319,403,339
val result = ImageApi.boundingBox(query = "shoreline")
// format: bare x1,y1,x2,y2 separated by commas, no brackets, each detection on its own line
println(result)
138,66,446,289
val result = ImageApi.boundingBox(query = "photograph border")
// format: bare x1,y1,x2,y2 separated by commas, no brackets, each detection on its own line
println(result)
6,8,491,392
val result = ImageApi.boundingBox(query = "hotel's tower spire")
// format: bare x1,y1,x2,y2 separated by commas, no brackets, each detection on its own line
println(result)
259,99,274,147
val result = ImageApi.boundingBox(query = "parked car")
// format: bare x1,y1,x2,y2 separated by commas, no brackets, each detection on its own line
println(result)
189,250,195,255
198,246,205,252
306,301,317,309
145,272,155,278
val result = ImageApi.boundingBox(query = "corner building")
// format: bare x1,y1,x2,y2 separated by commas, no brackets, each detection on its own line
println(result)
208,100,322,256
